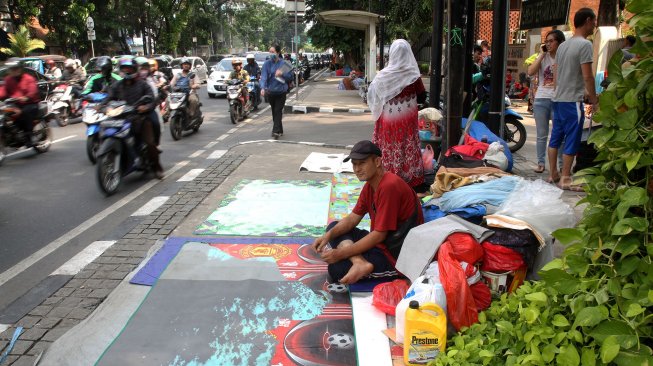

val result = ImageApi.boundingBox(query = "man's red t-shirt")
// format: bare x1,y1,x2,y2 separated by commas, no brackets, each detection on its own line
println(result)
0,73,40,105
352,172,424,263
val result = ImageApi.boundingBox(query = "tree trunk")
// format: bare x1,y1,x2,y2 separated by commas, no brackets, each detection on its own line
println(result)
598,0,619,27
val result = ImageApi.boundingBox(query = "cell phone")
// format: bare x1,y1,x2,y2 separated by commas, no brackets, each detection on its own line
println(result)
542,44,548,53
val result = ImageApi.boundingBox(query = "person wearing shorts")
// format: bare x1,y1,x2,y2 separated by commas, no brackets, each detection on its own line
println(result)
549,8,597,190
312,140,423,284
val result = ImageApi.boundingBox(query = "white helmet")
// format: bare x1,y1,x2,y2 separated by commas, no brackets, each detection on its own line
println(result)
246,54,255,60
74,59,82,67
64,58,76,68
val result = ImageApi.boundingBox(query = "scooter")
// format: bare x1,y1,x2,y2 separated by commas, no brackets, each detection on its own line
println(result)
81,92,108,164
472,84,527,153
247,77,261,111
95,96,155,196
168,88,203,140
0,99,56,165
226,79,252,124
48,82,82,126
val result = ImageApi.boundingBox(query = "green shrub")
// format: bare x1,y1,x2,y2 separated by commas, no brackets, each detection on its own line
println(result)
432,0,653,364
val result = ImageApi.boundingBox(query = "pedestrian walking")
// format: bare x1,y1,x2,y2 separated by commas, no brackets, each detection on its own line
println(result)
549,8,597,191
260,45,294,139
367,39,427,192
528,30,565,173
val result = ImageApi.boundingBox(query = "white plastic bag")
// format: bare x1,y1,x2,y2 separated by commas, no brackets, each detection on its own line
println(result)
395,271,447,344
484,142,509,171
495,179,576,244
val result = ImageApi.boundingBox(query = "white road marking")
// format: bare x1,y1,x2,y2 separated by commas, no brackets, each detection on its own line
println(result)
177,168,205,182
50,241,117,276
6,135,77,158
52,135,77,144
207,150,227,159
216,134,229,141
0,324,8,334
131,196,170,216
242,119,252,123
188,150,205,158
349,109,365,113
204,141,217,148
0,160,189,288
227,128,238,134
319,107,334,113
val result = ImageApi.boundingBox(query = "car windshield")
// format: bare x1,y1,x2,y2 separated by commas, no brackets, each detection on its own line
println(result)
21,59,41,71
215,59,235,72
207,56,220,62
255,53,271,63
170,59,182,67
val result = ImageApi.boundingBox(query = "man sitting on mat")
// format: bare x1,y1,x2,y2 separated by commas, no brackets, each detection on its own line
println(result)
312,140,423,284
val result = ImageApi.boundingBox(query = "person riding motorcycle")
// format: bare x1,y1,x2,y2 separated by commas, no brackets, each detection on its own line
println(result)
82,56,122,94
45,59,62,79
244,54,261,108
169,57,201,121
0,58,41,146
136,57,162,145
101,56,164,179
228,59,250,104
61,58,85,83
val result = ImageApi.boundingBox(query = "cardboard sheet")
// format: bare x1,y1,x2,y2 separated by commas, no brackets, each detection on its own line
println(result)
299,152,354,173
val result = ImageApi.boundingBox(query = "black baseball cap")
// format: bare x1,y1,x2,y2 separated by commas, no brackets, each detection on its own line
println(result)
343,140,382,162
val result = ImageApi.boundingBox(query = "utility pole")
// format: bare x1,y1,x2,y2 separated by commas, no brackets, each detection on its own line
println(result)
379,0,386,70
294,0,299,100
429,0,444,108
445,0,466,151
487,0,509,137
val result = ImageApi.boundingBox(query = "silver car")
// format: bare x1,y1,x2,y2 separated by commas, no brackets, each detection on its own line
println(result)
170,57,208,83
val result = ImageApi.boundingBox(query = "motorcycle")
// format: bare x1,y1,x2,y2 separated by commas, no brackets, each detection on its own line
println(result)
247,77,261,111
226,79,253,124
95,96,154,196
81,92,108,164
473,85,527,153
168,88,203,140
0,99,55,165
48,82,83,127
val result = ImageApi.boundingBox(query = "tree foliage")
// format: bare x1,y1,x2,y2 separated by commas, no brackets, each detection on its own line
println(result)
0,25,46,57
231,0,293,51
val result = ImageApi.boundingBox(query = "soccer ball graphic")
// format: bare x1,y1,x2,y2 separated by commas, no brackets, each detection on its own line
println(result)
326,283,348,293
327,333,355,350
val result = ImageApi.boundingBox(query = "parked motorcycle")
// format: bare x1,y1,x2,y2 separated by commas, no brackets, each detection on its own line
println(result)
226,79,253,124
96,96,155,196
473,85,527,153
168,88,202,140
0,99,55,165
81,92,108,164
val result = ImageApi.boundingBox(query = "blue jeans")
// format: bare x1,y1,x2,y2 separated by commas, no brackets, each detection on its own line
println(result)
533,98,562,167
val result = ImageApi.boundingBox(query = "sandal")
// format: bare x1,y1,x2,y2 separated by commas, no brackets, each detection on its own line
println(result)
534,164,545,173
559,183,585,192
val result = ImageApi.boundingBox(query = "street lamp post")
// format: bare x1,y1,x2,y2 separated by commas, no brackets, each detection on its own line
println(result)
294,0,299,100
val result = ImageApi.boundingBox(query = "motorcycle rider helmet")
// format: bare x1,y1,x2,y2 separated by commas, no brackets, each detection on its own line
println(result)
231,59,243,66
64,58,76,69
135,56,149,67
180,57,191,67
95,56,112,75
74,59,82,68
246,54,255,61
46,59,56,67
118,56,138,80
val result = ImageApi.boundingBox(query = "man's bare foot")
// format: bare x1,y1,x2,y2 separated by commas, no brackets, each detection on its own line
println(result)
339,261,374,284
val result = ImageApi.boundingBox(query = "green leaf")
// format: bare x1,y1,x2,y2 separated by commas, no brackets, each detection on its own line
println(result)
625,151,643,172
607,49,624,84
601,336,621,363
627,0,653,13
552,314,570,327
495,321,514,333
542,344,557,363
523,308,540,324
613,217,650,235
539,269,579,295
616,256,640,276
626,303,645,317
615,109,638,130
479,350,493,358
624,89,639,108
540,258,563,271
553,228,583,245
614,236,641,256
621,187,649,206
590,320,638,348
587,127,615,148
574,307,607,328
557,344,580,366
525,292,548,303
581,347,597,366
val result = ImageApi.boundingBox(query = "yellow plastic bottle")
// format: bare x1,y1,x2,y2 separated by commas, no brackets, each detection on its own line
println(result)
404,300,447,365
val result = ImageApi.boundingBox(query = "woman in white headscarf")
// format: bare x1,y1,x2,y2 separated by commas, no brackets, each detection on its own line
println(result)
367,39,426,190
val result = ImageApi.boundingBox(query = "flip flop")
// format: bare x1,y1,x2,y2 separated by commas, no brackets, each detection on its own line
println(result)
534,165,545,173
559,184,585,192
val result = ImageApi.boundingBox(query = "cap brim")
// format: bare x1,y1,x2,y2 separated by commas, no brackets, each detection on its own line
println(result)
343,152,370,162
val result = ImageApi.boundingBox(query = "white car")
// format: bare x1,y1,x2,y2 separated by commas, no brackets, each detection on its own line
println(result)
170,57,209,84
207,57,245,98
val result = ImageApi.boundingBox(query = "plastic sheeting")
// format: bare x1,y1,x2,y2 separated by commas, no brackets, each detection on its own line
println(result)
439,176,521,211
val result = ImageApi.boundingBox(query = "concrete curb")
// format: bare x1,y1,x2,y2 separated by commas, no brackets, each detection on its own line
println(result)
284,105,371,114
231,139,354,151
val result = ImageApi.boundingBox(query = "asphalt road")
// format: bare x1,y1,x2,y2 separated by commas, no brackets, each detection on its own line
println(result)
0,86,248,310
